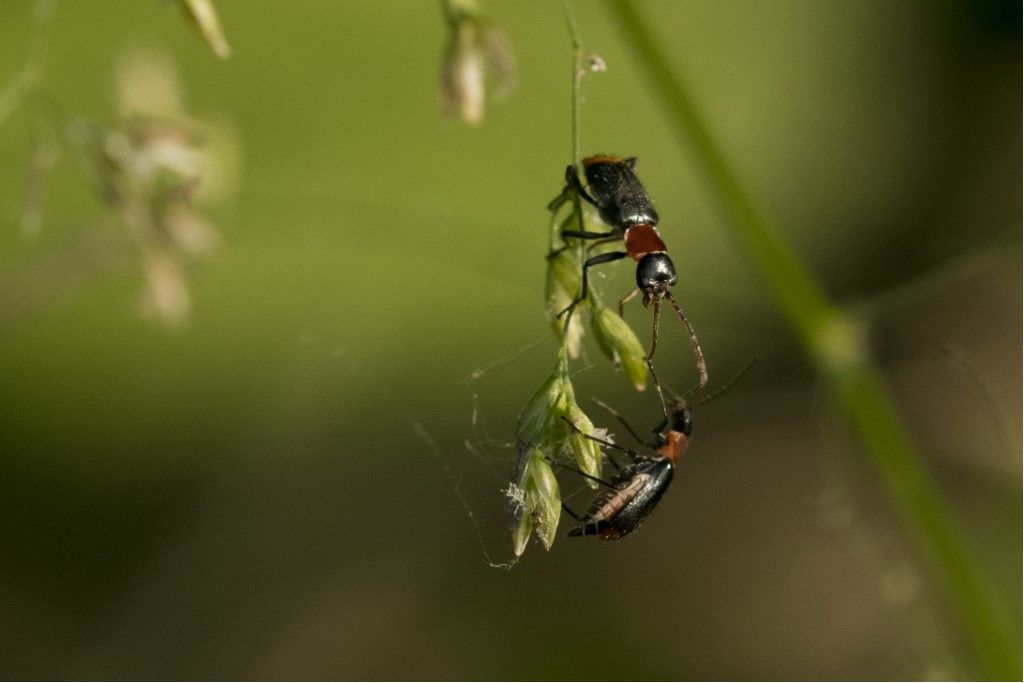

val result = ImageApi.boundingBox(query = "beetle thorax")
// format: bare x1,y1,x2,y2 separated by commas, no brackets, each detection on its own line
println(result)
623,224,667,261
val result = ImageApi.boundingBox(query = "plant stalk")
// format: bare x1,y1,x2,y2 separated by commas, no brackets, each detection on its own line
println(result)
602,1,1019,678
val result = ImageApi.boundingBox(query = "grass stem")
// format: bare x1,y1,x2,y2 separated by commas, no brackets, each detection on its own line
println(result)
603,1,1020,677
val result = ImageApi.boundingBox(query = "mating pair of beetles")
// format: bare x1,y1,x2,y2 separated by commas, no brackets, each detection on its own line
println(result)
554,154,708,540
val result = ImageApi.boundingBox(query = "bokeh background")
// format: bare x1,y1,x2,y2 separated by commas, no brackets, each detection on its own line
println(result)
0,1,1019,679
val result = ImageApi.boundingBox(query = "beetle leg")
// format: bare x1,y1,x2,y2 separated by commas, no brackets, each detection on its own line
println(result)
556,250,628,319
564,164,599,206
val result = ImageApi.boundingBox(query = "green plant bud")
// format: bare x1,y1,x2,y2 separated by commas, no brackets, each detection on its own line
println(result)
564,403,602,487
545,249,584,357
510,504,532,557
526,454,561,551
440,10,515,126
507,449,533,557
510,352,608,554
591,304,649,391
513,366,570,454
547,247,582,296
508,447,561,556
162,201,219,256
139,248,190,327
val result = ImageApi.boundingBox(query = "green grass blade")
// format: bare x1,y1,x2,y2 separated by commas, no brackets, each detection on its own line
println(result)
603,1,1020,677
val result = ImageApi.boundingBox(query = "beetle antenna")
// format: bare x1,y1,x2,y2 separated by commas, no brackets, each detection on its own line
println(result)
665,291,708,388
590,397,648,447
648,295,662,361
693,355,758,405
644,300,685,421
646,358,672,424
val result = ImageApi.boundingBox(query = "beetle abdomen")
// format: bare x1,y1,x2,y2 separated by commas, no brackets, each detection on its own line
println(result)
568,459,674,539
582,156,659,229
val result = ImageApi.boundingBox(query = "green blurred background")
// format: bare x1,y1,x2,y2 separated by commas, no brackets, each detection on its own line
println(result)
0,1,1019,679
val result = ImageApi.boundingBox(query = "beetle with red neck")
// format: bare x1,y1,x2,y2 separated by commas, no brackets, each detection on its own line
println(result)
556,154,708,388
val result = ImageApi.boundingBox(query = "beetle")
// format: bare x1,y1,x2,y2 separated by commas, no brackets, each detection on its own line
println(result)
556,155,707,388
561,399,694,539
